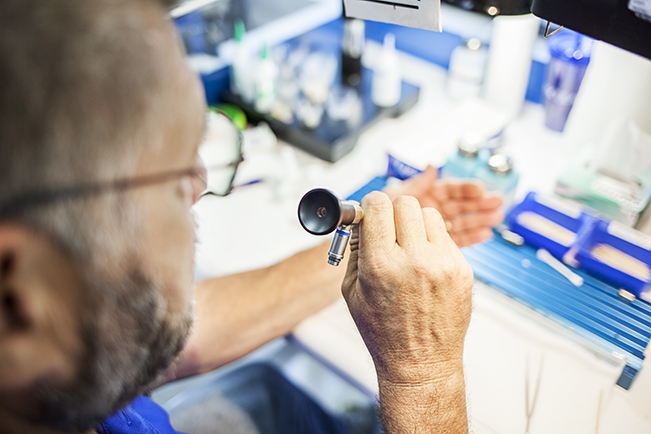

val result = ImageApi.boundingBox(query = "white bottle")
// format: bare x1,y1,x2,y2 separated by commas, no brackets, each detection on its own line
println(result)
482,14,540,119
372,33,401,108
231,20,255,103
255,44,277,113
447,38,487,101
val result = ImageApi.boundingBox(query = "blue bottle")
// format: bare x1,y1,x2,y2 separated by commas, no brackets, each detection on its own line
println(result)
441,132,485,179
474,154,519,208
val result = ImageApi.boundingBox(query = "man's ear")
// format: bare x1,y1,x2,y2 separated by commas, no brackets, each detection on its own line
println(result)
0,225,35,336
0,224,82,391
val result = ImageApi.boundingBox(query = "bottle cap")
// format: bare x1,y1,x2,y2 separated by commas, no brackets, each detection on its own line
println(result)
466,38,482,51
234,19,245,43
343,18,365,58
547,30,593,66
488,154,514,175
457,132,485,157
383,33,396,52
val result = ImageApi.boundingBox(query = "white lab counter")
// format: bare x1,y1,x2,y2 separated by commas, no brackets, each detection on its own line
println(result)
192,48,651,433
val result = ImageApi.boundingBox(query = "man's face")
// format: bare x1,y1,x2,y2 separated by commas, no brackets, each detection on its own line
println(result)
130,10,208,346
23,8,209,431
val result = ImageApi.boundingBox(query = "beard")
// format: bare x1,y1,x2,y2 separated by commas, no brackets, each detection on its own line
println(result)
27,261,194,433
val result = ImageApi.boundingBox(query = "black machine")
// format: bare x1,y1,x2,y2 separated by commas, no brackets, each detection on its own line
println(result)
441,0,651,60
442,0,532,16
531,0,651,60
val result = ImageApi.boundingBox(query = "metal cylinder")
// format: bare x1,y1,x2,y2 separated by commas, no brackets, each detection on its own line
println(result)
339,201,364,226
327,226,352,266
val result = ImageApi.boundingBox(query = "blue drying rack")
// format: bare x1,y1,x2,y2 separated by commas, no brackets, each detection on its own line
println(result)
347,176,651,389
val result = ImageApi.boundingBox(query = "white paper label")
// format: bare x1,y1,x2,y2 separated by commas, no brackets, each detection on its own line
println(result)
629,0,651,20
535,194,583,219
608,220,651,250
591,177,644,212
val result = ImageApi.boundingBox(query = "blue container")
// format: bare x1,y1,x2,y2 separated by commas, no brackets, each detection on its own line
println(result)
507,192,595,259
575,220,651,296
543,30,593,132
473,154,520,209
442,150,481,179
387,154,423,180
441,132,486,179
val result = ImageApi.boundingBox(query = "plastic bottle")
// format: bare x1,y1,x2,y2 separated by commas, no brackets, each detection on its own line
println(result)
447,38,488,101
441,132,486,179
341,18,365,87
482,14,540,120
231,20,255,103
372,33,401,108
255,44,277,113
474,153,520,208
543,31,592,132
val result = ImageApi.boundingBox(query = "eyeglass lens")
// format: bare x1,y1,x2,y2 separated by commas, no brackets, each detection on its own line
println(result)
197,112,241,196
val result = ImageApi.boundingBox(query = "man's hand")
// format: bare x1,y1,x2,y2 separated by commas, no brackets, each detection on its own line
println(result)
383,166,504,247
343,191,473,433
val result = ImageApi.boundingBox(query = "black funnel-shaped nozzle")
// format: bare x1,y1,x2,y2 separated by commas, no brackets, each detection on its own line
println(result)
299,189,365,266
298,189,343,235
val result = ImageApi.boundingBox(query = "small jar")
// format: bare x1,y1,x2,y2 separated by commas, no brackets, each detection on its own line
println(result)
474,153,520,208
441,132,486,179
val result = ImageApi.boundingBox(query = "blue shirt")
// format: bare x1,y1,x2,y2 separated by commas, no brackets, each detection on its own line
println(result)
97,396,185,434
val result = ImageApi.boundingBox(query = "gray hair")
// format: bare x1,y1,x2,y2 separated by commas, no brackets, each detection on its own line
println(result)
0,0,194,430
0,0,181,257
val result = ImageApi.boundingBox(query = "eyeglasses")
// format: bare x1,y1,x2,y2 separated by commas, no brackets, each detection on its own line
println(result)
194,111,244,198
0,112,243,217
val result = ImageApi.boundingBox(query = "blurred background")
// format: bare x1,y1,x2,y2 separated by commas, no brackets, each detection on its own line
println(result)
152,2,651,433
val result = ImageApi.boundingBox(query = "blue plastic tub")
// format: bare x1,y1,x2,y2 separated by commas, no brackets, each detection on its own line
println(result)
507,192,595,260
575,220,651,296
387,154,423,180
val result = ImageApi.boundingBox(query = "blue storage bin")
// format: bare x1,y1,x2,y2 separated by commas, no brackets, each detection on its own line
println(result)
387,154,423,180
507,192,595,260
575,220,651,296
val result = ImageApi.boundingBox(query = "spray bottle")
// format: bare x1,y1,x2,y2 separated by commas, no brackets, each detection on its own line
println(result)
255,44,277,113
231,20,255,103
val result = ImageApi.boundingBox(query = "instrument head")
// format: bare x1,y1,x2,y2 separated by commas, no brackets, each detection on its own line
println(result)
298,188,343,235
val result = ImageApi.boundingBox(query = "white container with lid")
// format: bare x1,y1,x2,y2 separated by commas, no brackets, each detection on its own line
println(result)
371,33,402,108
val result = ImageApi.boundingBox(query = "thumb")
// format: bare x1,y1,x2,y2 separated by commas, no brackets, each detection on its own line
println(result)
341,224,360,302
407,165,439,203
418,165,438,187
385,165,438,200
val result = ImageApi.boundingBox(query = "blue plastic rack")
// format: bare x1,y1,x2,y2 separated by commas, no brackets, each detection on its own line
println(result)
347,176,651,389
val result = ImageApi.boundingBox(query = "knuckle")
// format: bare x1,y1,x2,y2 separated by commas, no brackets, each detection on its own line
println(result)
422,207,447,232
341,275,357,297
440,255,474,288
361,250,396,281
393,195,420,208
440,266,458,285
460,260,474,285
422,206,443,221
364,253,390,276
409,258,432,278
456,264,475,298
364,263,388,283
362,191,392,212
